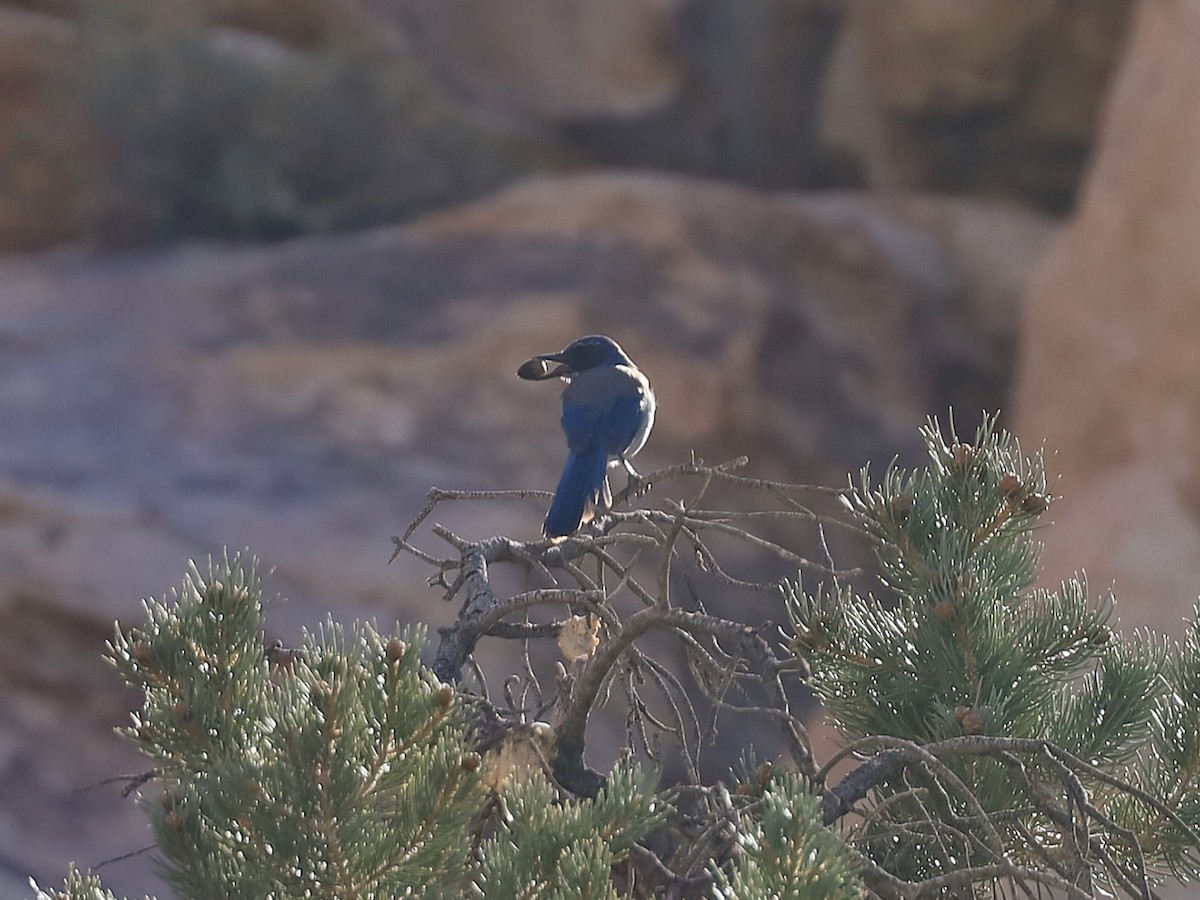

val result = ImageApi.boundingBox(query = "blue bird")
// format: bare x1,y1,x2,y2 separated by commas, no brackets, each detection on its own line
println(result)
518,335,655,538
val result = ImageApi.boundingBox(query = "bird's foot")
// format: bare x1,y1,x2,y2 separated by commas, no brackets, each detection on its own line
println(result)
619,469,649,503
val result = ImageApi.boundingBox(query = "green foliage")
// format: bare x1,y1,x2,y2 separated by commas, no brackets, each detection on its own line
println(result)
1117,608,1200,880
473,762,665,899
32,864,125,900
787,416,1087,745
61,551,668,899
108,552,484,898
47,0,537,243
784,414,1200,892
711,775,860,900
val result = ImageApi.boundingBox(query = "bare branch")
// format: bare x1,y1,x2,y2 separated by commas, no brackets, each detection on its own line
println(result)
390,456,1191,899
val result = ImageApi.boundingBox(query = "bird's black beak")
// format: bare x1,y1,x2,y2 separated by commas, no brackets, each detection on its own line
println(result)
517,352,572,381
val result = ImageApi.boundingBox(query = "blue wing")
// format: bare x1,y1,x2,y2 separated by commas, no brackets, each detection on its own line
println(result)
561,393,643,456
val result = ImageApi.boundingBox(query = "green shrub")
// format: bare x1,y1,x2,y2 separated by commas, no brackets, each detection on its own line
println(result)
47,0,542,243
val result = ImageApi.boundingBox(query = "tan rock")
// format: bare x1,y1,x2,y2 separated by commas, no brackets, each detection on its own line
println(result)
199,0,362,48
0,5,69,79
394,0,684,118
0,7,74,249
850,0,1058,114
1013,0,1200,632
1,0,78,16
838,0,1135,208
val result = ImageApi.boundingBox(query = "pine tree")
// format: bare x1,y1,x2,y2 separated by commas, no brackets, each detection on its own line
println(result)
788,416,1200,896
33,415,1200,899
34,556,661,899
711,772,860,899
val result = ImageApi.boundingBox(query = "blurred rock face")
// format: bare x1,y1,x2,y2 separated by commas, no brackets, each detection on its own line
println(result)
0,170,1052,893
1014,0,1200,633
0,0,1135,251
0,6,72,248
392,0,687,118
0,0,1166,893
833,0,1135,210
554,0,845,189
0,0,552,249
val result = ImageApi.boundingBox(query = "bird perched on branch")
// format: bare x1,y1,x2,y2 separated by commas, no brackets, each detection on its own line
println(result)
518,335,655,538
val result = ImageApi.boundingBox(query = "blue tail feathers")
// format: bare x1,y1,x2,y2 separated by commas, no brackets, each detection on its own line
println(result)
543,445,608,537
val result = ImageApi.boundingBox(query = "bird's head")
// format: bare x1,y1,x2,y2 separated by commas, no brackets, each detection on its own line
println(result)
517,335,631,381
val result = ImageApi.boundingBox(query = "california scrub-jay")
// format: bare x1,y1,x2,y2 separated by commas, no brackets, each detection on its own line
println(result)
518,335,655,538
